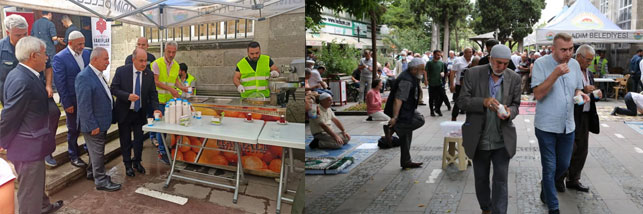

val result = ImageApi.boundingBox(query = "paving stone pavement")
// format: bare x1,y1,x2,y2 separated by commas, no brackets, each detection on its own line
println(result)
305,95,643,214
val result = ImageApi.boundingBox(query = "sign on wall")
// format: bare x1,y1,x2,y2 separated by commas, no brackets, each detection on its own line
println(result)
91,17,111,80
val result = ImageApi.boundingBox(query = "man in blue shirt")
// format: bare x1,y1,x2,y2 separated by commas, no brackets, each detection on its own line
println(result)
31,11,59,60
629,49,642,92
531,33,589,214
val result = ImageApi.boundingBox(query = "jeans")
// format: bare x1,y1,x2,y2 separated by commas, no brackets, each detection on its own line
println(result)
359,77,372,103
535,128,574,210
156,104,168,155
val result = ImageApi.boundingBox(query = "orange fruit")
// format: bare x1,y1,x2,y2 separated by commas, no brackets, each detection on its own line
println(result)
210,155,228,165
251,113,262,120
189,137,201,153
223,152,238,163
184,151,197,162
197,155,210,164
171,149,183,161
241,155,267,170
179,143,191,153
261,151,275,164
269,146,283,158
269,159,282,173
170,135,177,147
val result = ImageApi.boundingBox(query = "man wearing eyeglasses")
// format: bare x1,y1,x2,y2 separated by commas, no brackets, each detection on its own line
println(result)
531,33,590,214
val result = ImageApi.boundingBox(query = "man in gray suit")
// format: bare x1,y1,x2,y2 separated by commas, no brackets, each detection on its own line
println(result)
0,36,63,214
75,47,121,191
457,44,521,214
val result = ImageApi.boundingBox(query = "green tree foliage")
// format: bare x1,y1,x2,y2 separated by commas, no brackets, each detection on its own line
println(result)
410,0,471,29
316,41,361,76
472,0,546,47
380,0,432,53
305,0,384,29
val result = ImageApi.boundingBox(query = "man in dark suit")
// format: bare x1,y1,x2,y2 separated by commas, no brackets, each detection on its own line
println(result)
558,45,602,193
75,47,121,192
457,45,521,214
53,31,91,169
111,48,161,177
0,36,64,214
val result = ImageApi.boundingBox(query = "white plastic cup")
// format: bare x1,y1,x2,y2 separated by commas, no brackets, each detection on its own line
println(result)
147,118,154,126
154,112,160,121
497,104,508,117
573,95,584,105
592,89,601,98
196,111,202,119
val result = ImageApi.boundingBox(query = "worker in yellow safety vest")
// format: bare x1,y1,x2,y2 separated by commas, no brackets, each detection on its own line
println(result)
233,41,280,98
589,50,608,77
150,41,187,164
176,63,195,95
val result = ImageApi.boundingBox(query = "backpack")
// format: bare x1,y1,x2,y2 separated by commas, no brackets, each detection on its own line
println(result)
377,136,400,149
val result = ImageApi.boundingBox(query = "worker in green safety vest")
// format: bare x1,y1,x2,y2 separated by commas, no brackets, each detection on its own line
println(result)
176,63,195,95
589,50,608,77
150,41,188,164
233,41,280,98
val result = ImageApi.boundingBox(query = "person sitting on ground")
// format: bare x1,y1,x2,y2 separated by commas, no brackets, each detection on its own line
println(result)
611,92,643,116
309,93,351,149
366,79,389,121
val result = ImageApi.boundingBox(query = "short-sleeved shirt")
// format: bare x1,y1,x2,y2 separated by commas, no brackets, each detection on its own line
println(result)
64,25,80,44
0,158,15,187
31,17,57,57
359,57,373,78
396,80,416,102
630,54,641,74
531,55,584,134
234,57,274,72
453,56,471,86
425,60,445,86
308,69,323,88
309,105,336,135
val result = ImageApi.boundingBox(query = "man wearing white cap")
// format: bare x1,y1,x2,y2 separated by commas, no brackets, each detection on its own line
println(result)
531,33,589,214
384,58,426,169
457,44,522,214
308,93,351,149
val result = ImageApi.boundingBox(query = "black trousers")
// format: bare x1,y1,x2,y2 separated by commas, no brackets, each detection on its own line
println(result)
563,111,590,182
394,111,425,166
473,148,510,214
615,93,639,116
628,74,641,92
428,86,443,113
117,110,145,168
452,85,462,119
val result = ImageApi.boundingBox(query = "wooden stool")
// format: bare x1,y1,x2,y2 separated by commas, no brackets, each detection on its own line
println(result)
442,137,472,171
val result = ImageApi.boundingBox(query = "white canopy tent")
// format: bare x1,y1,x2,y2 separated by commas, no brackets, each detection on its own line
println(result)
0,0,304,53
535,0,643,45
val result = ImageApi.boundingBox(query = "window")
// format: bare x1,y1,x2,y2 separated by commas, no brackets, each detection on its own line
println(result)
616,0,631,29
142,19,254,43
600,0,608,16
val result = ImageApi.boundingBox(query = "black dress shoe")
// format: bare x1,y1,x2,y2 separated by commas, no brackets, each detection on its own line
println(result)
555,178,565,192
430,112,436,117
436,111,443,117
134,162,146,174
566,181,590,192
42,200,63,214
401,161,423,169
70,158,88,168
96,181,121,192
125,167,135,177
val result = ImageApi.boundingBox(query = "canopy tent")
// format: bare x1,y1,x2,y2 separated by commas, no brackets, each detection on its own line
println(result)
535,0,643,44
469,31,495,51
0,0,304,28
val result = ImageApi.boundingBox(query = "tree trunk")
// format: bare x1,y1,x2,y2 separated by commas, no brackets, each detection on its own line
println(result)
443,15,450,63
455,22,459,56
431,22,440,50
518,40,524,53
371,11,378,82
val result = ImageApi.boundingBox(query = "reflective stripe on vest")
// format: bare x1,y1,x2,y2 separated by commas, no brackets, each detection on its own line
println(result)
237,55,271,98
155,57,180,103
588,57,608,75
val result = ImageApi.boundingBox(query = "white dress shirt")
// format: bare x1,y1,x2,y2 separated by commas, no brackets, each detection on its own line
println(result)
68,46,84,71
89,64,113,107
581,69,591,112
19,63,40,78
130,65,143,110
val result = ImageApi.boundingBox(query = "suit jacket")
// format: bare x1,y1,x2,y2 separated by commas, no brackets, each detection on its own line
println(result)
457,64,522,159
110,64,159,125
75,65,113,133
53,47,91,109
0,64,58,162
574,70,600,134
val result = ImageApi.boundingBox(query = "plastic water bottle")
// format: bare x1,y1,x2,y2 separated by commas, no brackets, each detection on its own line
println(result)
175,98,183,118
168,99,176,124
182,99,189,117
164,104,170,123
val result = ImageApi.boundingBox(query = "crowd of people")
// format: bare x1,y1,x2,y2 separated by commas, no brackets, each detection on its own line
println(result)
305,31,643,214
0,13,281,213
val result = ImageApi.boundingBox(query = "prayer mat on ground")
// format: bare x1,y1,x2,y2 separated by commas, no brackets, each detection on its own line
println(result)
596,106,642,122
305,135,380,175
625,121,643,135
